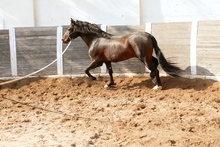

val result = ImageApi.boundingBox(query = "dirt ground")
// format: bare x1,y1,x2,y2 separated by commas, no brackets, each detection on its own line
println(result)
0,76,220,147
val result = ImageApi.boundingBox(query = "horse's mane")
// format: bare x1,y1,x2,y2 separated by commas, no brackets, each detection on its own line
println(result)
74,20,112,38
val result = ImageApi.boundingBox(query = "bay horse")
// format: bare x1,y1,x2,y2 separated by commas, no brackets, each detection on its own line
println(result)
62,19,181,90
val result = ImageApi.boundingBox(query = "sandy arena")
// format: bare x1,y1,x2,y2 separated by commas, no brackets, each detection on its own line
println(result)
0,76,220,146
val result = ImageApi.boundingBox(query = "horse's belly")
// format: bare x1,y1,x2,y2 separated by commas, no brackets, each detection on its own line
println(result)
105,49,136,62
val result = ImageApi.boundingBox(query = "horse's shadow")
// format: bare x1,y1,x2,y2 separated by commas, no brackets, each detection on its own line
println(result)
181,66,216,77
111,66,217,91
113,76,216,91
160,76,216,91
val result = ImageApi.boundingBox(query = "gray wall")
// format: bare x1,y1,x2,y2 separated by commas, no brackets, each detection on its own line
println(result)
151,22,191,75
0,30,10,76
15,27,57,76
196,21,220,76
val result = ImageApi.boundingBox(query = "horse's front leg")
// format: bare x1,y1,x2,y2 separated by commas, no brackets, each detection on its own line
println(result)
85,60,103,80
104,62,115,88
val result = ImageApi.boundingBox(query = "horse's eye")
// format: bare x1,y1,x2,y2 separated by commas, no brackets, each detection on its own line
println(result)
68,28,73,31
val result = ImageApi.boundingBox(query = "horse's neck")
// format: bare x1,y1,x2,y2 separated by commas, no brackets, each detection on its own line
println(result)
79,34,98,48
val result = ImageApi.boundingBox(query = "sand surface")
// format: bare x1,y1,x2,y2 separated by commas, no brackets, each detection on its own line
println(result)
0,76,220,146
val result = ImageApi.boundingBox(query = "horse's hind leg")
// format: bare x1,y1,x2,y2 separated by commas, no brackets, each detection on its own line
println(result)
85,60,103,80
150,56,159,84
104,62,115,88
138,56,158,84
145,59,162,90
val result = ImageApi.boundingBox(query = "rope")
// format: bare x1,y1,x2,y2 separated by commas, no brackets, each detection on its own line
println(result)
0,41,72,86
0,94,112,124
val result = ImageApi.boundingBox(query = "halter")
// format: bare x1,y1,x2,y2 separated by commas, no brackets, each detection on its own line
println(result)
68,31,75,40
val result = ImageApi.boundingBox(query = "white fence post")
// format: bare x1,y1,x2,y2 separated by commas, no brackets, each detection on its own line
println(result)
190,21,198,76
100,24,107,74
57,26,63,75
145,22,152,34
0,18,4,29
145,22,152,73
9,27,17,76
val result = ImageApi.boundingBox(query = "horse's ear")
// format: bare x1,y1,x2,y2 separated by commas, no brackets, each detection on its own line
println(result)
71,18,75,24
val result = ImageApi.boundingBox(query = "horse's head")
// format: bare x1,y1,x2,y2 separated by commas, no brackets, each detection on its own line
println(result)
62,18,79,43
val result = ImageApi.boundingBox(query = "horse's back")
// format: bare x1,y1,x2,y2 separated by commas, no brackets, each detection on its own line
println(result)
109,32,150,39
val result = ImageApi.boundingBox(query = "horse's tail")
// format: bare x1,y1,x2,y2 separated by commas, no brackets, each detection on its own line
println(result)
149,34,181,77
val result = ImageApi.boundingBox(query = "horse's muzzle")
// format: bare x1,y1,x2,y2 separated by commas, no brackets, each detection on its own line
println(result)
62,37,70,44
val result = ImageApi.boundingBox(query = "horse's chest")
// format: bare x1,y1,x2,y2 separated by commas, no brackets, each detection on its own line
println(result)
88,45,102,59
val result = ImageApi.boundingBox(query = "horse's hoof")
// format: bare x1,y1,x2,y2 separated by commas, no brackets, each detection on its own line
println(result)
104,83,115,89
151,77,157,84
153,85,162,90
104,84,109,89
90,77,97,80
